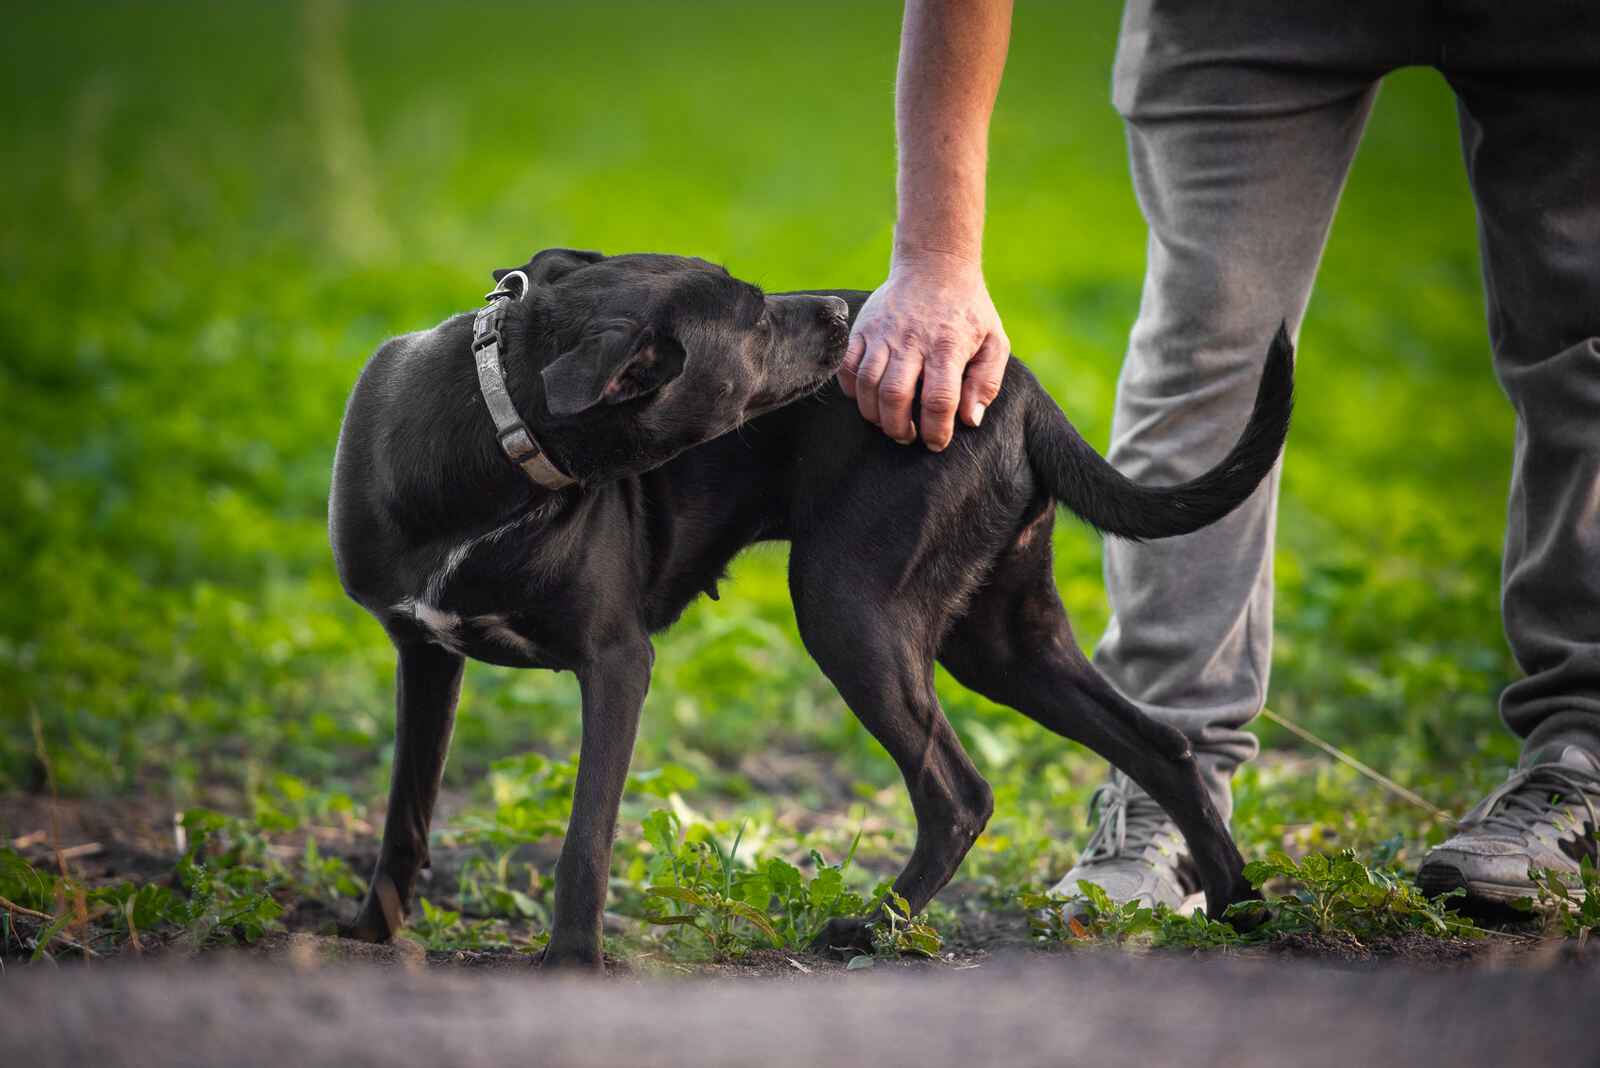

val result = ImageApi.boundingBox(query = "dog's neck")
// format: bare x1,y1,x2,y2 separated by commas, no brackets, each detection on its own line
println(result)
471,284,574,491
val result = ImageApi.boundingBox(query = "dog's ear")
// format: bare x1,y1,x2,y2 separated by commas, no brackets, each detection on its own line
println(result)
493,248,605,287
541,321,686,417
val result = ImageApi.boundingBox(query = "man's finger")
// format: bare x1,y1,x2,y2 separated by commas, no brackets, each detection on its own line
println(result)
959,331,1008,428
839,331,867,399
854,339,891,427
876,344,924,444
919,343,964,451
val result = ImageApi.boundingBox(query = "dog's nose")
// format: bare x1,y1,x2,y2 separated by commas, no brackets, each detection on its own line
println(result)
817,295,849,325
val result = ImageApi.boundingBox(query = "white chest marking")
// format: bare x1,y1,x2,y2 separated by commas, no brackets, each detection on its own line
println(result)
391,598,541,660
393,597,468,654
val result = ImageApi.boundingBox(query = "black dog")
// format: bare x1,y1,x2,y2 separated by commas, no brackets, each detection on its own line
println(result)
330,249,1292,968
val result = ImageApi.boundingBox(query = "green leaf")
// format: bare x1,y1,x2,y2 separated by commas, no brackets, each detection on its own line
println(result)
30,910,75,962
641,810,679,860
765,857,802,897
646,884,709,909
722,899,781,943
810,867,844,911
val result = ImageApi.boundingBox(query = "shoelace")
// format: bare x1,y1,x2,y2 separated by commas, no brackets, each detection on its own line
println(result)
1464,763,1600,841
1079,777,1177,864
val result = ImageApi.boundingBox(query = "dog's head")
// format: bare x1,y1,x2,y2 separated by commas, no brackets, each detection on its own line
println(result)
496,248,850,483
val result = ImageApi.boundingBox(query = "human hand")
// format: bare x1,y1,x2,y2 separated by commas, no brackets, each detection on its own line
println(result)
839,252,1009,451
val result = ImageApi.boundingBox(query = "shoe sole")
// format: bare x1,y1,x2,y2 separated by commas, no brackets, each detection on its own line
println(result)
1415,864,1566,919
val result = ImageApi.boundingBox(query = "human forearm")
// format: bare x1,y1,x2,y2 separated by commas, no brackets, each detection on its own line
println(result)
892,0,1013,269
841,0,1014,452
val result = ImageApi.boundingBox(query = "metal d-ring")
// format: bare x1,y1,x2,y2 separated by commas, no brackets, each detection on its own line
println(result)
485,269,530,303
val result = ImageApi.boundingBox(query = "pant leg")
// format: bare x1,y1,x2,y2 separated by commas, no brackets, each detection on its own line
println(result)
1440,8,1600,754
1095,1,1420,819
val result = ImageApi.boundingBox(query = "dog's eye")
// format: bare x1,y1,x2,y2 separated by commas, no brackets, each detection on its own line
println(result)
754,310,771,331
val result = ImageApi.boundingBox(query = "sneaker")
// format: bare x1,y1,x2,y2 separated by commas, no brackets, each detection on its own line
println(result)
1048,771,1205,919
1417,743,1600,910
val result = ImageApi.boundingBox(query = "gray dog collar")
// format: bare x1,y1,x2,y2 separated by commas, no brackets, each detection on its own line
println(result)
472,270,576,491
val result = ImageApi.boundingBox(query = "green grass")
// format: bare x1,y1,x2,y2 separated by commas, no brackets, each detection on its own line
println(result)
0,1,1534,956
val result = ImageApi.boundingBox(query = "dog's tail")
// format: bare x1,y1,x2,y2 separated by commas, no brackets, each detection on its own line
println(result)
1023,324,1294,541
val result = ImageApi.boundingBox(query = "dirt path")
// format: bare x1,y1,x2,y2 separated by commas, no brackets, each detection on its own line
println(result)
8,948,1595,1068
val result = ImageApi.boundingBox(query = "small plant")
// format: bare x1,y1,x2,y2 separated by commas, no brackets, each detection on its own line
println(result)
1151,907,1245,951
402,897,508,951
640,810,780,957
1021,881,1158,946
1021,850,1481,952
1242,849,1479,941
457,851,546,925
294,837,364,902
0,810,288,961
761,832,871,947
170,809,285,948
1521,855,1600,945
871,890,942,958
635,810,919,959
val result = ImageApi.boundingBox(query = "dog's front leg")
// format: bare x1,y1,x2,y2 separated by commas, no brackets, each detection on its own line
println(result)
542,640,652,971
347,640,465,943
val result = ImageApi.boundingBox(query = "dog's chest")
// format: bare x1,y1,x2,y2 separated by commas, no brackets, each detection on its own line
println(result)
386,521,568,669
391,596,560,667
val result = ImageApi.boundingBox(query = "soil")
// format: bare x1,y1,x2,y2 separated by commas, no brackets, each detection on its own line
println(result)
0,791,1571,975
6,790,1597,1066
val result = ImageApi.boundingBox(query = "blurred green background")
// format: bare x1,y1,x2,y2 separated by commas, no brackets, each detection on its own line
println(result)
1,2,1521,877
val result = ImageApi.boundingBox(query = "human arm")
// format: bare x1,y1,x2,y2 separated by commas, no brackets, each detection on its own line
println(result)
840,0,1013,451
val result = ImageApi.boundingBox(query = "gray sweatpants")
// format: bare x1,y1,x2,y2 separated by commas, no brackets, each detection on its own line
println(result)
1094,0,1600,819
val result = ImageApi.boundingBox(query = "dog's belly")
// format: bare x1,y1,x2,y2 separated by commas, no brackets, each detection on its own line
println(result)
390,596,561,669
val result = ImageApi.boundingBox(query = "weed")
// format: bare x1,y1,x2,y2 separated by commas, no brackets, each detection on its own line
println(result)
641,810,779,957
169,809,285,948
294,838,364,902
1021,882,1159,946
401,898,510,952
633,810,937,960
0,809,287,959
457,851,547,926
1242,849,1479,941
760,832,870,948
1521,854,1600,945
1022,849,1481,952
871,890,943,958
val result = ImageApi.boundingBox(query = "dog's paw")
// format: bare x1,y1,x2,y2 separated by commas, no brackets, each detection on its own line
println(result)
534,945,607,973
1216,886,1269,932
808,917,875,960
341,872,404,943
338,912,393,944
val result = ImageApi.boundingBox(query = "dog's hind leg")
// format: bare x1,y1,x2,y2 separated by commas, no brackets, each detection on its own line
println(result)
790,557,994,956
346,639,464,943
937,514,1256,922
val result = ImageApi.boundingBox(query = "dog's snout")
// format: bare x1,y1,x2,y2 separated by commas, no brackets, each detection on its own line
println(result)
818,295,849,325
